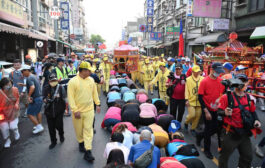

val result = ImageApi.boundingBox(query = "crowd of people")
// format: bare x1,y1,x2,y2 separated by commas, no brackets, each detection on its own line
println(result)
0,52,265,168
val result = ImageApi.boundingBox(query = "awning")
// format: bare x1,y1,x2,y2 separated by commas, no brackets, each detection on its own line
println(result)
0,22,28,36
34,30,56,41
250,26,265,39
57,39,75,49
28,31,48,41
145,44,156,49
194,32,227,44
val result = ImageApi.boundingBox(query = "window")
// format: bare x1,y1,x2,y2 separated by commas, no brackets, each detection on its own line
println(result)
250,0,265,12
238,0,245,5
195,17,203,27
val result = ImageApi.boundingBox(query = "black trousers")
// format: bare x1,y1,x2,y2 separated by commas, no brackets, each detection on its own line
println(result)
180,158,205,168
170,98,186,122
46,114,64,144
197,110,220,152
139,117,156,126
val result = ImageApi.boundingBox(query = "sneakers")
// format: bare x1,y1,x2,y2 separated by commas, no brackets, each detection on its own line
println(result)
79,142,86,153
204,150,214,159
84,150,95,162
49,143,57,150
4,138,11,148
32,124,44,134
255,145,264,158
13,129,20,140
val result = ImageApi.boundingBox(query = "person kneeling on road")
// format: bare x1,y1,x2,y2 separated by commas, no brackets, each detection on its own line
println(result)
167,132,205,168
121,100,140,127
43,73,66,149
218,74,261,168
139,99,157,126
101,102,122,132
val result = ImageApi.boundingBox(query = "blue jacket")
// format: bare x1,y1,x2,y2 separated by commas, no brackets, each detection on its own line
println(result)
107,91,121,103
167,141,196,161
123,91,135,102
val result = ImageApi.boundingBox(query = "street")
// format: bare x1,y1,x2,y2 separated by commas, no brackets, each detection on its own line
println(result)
0,91,264,168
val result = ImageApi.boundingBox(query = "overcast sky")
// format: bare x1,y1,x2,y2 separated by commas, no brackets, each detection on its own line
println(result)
83,0,145,50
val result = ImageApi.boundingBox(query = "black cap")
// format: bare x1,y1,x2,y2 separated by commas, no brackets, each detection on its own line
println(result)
68,60,73,64
57,58,64,63
175,63,182,69
235,74,248,83
212,62,225,73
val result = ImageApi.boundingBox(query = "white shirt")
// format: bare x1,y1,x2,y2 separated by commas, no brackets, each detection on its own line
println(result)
103,142,130,164
122,129,134,149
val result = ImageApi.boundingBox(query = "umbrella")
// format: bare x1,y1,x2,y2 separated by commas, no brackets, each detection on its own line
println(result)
0,61,13,66
48,53,57,58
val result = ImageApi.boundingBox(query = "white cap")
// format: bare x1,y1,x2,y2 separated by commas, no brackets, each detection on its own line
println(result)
19,64,31,71
235,65,248,72
185,58,190,62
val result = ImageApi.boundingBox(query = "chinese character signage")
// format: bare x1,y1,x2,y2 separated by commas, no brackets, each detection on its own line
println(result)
150,32,162,41
193,0,222,18
187,0,193,17
146,0,154,32
213,19,230,30
0,0,24,25
147,25,153,33
60,2,69,30
166,27,180,35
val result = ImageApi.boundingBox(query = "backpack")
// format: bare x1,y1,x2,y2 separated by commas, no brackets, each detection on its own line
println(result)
166,74,186,97
168,120,181,133
227,92,255,131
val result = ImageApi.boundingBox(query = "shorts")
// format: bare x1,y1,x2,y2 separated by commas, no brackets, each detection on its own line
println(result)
104,118,120,128
27,97,43,116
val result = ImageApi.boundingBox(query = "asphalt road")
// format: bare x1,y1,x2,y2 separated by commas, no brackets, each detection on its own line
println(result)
0,90,265,168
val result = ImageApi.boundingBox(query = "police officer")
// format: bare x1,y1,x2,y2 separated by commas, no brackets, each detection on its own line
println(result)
218,74,261,168
54,58,68,81
67,60,77,76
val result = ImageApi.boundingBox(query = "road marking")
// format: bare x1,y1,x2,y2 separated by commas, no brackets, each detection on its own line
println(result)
201,148,219,166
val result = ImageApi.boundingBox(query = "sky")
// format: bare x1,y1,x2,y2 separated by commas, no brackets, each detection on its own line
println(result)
83,0,145,50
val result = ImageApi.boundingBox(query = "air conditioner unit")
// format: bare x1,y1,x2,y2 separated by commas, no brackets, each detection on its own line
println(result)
206,22,213,32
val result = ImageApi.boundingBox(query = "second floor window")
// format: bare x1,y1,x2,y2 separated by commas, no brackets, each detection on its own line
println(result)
250,0,265,12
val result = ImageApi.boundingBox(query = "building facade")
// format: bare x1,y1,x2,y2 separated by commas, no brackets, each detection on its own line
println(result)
0,0,88,62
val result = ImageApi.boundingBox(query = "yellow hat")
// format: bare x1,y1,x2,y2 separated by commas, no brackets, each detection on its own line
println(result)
155,56,159,59
161,54,164,57
90,54,94,59
103,57,108,61
192,65,201,72
85,55,90,58
159,62,166,67
145,59,150,64
79,62,92,71
93,58,99,62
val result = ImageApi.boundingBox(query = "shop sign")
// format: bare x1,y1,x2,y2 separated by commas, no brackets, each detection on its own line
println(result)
193,0,222,18
37,41,44,48
60,2,69,30
28,49,38,63
166,27,180,35
150,32,162,41
213,19,230,30
0,0,24,25
49,6,61,20
187,0,193,17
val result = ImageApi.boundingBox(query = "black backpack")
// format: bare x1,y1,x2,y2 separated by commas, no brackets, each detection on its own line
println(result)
166,74,186,97
227,92,255,130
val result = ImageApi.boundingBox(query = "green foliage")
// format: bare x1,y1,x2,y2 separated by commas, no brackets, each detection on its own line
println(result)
89,34,105,45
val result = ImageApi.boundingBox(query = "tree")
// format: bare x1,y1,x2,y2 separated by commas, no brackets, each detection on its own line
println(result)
89,34,105,52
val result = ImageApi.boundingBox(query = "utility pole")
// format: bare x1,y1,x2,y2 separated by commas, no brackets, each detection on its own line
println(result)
54,0,59,54
32,0,38,30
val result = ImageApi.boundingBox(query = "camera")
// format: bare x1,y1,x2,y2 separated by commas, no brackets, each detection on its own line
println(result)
221,78,245,93
168,72,175,81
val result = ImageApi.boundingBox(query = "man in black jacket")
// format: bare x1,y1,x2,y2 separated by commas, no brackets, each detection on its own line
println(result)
43,73,66,149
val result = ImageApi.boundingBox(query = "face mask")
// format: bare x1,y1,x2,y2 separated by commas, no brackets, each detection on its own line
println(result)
4,85,12,90
49,81,58,87
213,72,220,78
